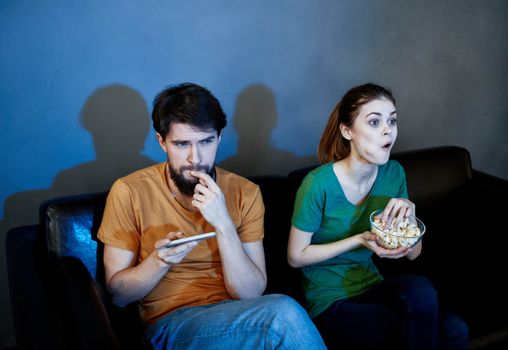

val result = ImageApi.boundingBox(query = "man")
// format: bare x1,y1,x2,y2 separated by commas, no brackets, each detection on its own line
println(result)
98,83,326,349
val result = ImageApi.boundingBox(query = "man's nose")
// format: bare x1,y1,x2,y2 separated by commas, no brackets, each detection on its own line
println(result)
188,146,202,165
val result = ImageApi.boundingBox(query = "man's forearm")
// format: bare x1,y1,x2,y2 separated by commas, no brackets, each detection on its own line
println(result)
215,224,267,299
108,254,169,307
189,172,267,298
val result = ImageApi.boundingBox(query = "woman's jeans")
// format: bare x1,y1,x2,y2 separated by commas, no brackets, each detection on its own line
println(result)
145,294,327,350
314,275,469,350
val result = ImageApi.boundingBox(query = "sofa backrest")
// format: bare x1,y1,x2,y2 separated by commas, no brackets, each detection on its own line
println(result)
250,175,305,303
392,146,472,211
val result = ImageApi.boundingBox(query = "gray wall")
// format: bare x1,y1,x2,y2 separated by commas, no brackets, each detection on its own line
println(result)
1,1,507,347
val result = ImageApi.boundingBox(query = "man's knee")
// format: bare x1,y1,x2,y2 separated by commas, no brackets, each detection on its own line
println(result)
260,294,308,321
259,294,326,349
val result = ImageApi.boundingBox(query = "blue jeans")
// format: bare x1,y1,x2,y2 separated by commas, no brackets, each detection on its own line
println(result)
314,275,469,350
145,294,327,350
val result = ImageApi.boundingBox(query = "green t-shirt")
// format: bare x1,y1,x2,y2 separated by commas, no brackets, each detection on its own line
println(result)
291,160,408,318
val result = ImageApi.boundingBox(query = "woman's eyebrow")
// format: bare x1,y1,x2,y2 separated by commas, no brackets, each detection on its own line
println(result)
365,110,397,118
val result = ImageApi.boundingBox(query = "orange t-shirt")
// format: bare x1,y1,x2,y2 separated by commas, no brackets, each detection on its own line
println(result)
97,163,265,324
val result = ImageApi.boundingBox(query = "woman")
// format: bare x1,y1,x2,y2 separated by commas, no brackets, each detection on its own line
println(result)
287,83,468,349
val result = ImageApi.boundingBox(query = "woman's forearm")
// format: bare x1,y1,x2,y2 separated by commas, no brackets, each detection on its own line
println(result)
288,234,363,268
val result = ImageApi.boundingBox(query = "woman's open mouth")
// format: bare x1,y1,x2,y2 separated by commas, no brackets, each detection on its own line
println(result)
381,142,392,151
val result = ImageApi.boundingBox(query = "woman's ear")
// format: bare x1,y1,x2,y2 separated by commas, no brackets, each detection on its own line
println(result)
156,133,168,153
340,124,352,140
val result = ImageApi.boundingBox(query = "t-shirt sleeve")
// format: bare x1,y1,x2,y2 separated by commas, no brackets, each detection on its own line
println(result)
291,173,324,233
97,180,140,252
237,185,265,243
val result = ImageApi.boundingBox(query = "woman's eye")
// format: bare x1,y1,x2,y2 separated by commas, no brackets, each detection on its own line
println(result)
388,118,397,126
369,119,379,127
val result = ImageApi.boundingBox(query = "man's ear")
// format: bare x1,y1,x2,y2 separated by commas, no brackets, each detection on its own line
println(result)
156,133,168,153
217,130,222,144
340,124,352,140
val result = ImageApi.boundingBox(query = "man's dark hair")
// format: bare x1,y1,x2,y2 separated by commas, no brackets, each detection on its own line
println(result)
151,83,227,138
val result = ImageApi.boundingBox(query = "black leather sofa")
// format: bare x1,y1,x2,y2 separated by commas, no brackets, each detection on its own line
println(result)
6,146,508,349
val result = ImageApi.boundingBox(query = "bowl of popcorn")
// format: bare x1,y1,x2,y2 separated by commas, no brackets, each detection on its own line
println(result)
369,209,426,249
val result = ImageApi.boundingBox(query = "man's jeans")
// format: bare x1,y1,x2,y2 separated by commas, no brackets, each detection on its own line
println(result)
145,294,327,350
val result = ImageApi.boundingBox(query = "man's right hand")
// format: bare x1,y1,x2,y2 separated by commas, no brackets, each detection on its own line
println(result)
153,231,198,267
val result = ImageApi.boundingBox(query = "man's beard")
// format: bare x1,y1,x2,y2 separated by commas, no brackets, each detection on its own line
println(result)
169,163,215,196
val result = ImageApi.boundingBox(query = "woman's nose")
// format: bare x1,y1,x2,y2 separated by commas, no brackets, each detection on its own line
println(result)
382,122,392,136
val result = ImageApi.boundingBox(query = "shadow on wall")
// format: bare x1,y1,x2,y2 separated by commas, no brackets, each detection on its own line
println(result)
219,83,317,177
0,84,155,344
2,84,155,228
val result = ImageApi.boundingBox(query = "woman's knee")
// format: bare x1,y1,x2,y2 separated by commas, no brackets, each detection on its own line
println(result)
391,275,438,315
401,275,437,302
441,312,469,349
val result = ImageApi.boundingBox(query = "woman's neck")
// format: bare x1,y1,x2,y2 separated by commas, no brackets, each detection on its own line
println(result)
338,155,377,185
334,155,378,206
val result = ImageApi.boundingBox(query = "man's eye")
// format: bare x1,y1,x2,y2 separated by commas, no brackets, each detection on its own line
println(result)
200,139,212,145
175,143,188,148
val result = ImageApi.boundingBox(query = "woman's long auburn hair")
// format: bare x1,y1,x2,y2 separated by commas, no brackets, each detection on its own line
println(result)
318,83,396,164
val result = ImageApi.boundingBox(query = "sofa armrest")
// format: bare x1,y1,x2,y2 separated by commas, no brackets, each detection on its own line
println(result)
472,169,508,194
55,256,121,350
56,256,148,350
6,225,66,350
404,168,508,342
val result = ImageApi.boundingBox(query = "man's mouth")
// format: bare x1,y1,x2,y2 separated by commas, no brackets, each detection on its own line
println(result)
180,165,216,180
181,165,209,173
